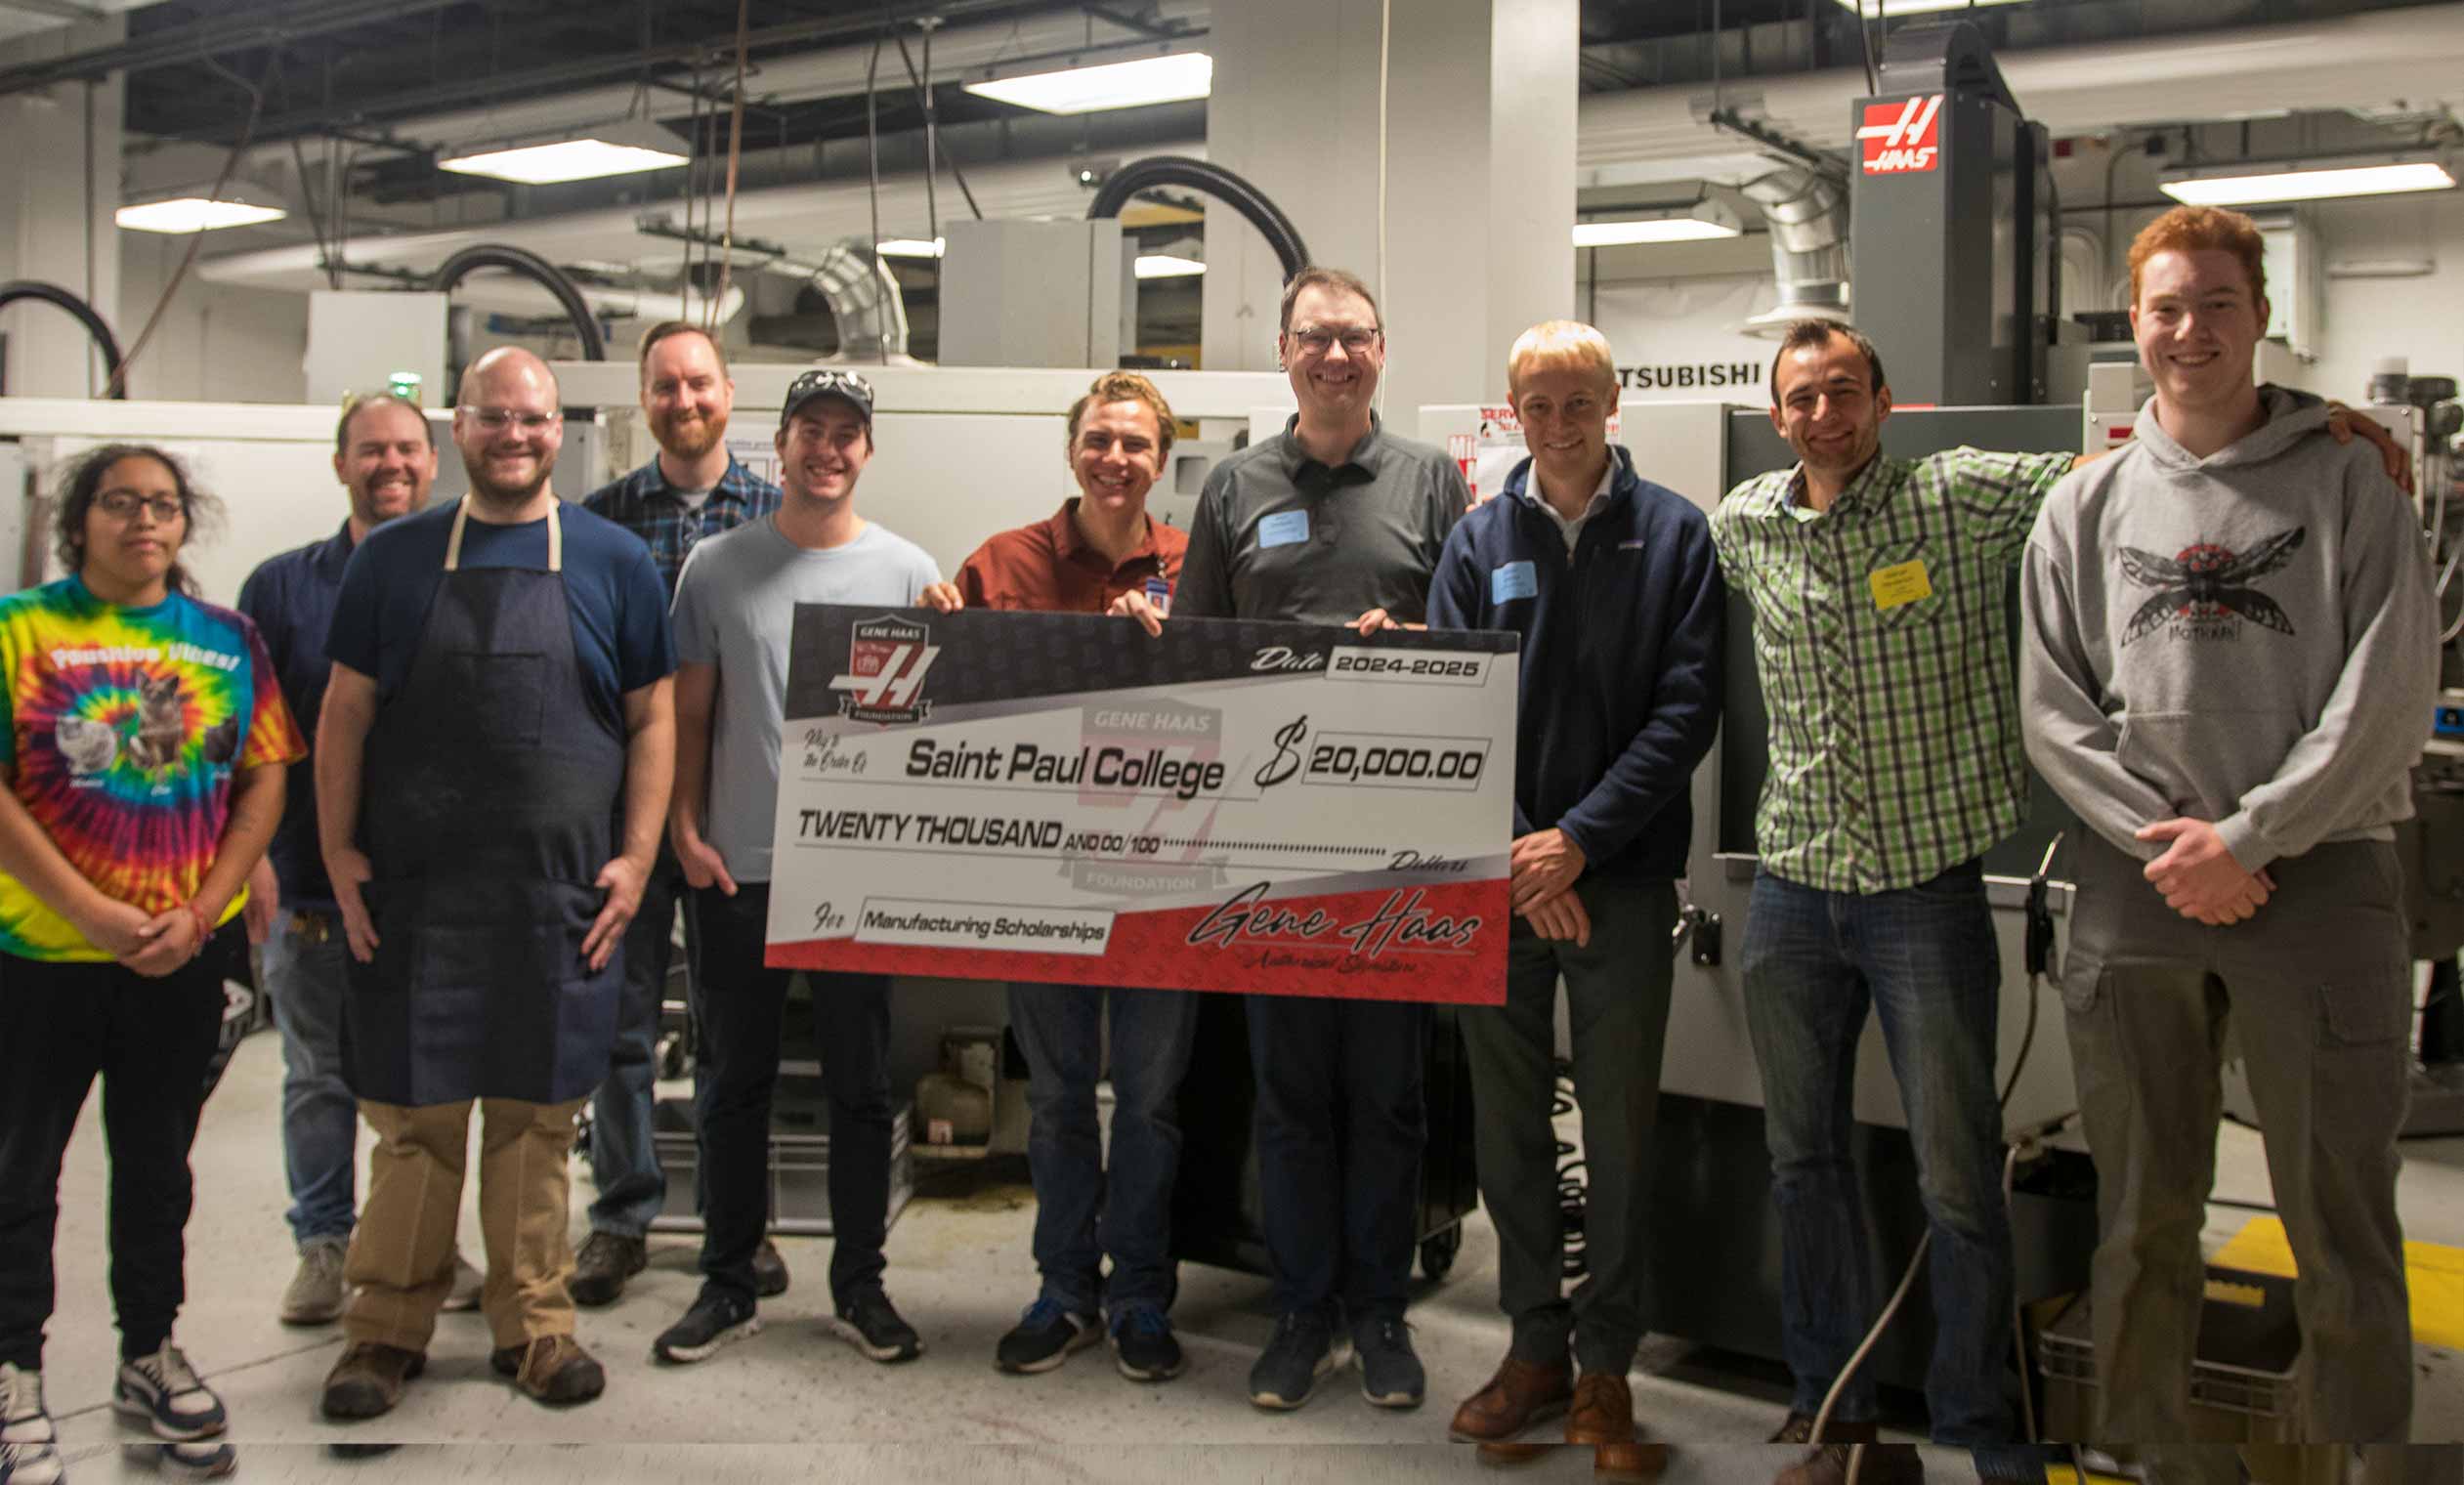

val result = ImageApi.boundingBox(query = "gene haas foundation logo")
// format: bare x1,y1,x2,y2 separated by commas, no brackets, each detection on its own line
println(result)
1858,94,1944,175
828,615,941,723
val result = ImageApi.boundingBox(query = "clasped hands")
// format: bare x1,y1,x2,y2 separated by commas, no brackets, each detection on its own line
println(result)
2138,817,2274,926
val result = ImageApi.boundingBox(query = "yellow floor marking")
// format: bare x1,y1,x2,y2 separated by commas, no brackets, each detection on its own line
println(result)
2211,1215,2464,1348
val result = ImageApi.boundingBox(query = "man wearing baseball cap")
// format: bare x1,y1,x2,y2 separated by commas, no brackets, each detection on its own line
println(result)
651,369,950,1366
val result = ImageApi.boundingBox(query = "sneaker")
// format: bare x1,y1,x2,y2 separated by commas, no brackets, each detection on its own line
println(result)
830,1287,922,1364
113,1342,226,1442
441,1250,484,1313
1247,1310,1347,1411
654,1289,761,1364
279,1236,350,1326
1352,1316,1424,1409
151,1438,239,1479
1,1362,63,1485
1108,1302,1184,1382
489,1335,606,1406
570,1232,648,1309
751,1238,790,1298
994,1297,1097,1375
319,1342,425,1421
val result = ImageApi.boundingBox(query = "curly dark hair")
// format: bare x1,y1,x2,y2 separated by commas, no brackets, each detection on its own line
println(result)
51,444,224,599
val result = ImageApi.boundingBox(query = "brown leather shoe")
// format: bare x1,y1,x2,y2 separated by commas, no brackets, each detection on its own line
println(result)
1769,1413,1878,1444
1566,1372,1634,1446
319,1341,425,1421
1449,1354,1573,1444
1595,1438,1671,1482
489,1335,606,1406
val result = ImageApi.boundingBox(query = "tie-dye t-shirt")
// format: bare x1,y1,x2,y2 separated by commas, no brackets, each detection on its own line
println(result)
0,575,306,961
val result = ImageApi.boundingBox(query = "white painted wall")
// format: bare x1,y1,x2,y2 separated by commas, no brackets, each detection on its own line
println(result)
0,18,122,399
116,233,310,404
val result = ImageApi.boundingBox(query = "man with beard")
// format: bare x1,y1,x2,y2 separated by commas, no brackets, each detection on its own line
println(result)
650,369,942,1368
238,394,486,1329
314,348,675,1418
572,321,786,1310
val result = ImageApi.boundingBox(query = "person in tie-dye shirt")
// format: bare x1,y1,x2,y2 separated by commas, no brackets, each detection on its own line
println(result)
0,444,303,1481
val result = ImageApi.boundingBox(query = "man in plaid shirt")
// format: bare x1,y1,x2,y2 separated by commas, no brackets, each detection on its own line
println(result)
570,321,782,1309
1713,320,2070,1485
1716,320,2398,1485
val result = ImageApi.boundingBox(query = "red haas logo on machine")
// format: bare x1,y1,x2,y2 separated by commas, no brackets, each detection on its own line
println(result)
1858,94,1944,175
829,615,940,724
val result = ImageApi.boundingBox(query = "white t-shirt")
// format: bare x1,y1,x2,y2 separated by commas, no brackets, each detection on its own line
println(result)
669,517,942,882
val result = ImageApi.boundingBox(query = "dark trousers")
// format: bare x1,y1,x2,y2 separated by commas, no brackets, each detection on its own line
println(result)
1245,994,1429,1325
0,925,239,1368
1464,876,1678,1377
689,882,892,1308
586,850,681,1238
1009,981,1200,1313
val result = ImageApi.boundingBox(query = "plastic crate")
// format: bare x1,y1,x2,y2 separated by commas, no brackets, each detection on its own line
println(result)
647,1096,913,1238
2036,1266,2300,1443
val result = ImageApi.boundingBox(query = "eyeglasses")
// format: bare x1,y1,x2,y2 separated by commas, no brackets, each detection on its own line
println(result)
95,492,185,523
1286,325,1381,356
458,406,561,433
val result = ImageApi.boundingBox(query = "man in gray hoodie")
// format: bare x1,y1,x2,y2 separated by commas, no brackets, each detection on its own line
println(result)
2020,204,2436,1461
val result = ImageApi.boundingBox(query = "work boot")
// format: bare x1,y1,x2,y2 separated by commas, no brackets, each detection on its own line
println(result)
570,1232,648,1308
319,1343,425,1421
1449,1353,1573,1443
278,1236,349,1326
1769,1415,1923,1485
1568,1373,1667,1480
491,1336,606,1406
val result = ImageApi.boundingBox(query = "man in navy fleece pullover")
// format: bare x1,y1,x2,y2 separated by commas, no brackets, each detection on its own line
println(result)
1427,320,1723,1475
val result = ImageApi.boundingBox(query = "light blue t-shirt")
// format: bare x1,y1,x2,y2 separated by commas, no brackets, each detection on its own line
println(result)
670,516,941,882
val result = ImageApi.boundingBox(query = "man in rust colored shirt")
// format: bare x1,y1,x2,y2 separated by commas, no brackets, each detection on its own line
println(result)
924,371,1197,1384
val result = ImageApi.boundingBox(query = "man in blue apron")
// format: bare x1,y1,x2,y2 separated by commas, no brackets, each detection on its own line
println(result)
310,347,678,1421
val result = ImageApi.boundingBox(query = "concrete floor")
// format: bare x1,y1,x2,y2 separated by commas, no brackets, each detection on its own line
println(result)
33,1029,2464,1483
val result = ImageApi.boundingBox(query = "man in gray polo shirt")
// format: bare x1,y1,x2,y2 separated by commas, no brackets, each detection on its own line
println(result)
1124,266,1467,1414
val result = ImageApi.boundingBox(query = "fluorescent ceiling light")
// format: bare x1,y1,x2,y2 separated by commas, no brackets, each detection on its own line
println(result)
1830,0,2026,15
115,197,287,233
963,52,1211,114
1134,253,1206,278
1572,199,1743,246
874,237,945,259
440,121,688,185
2158,156,2456,206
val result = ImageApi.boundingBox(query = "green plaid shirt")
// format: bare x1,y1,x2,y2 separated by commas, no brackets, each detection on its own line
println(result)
1712,447,2075,893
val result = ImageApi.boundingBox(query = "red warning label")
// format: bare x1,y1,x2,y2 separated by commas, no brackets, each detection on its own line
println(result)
1858,94,1944,176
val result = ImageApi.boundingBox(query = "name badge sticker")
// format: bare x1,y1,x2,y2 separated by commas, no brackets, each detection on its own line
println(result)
1491,561,1538,603
1869,559,1933,611
1258,510,1311,548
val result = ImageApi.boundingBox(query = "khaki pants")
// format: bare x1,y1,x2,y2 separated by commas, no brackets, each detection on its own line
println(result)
2062,832,2413,1447
341,1095,586,1352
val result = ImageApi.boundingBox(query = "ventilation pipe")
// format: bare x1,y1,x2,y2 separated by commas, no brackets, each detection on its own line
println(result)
808,239,913,362
1737,164,1851,337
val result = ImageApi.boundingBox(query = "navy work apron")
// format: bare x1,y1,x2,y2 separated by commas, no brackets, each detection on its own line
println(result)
342,498,627,1107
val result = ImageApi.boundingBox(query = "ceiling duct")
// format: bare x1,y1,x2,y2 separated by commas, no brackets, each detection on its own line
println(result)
807,240,913,363
1736,163,1850,337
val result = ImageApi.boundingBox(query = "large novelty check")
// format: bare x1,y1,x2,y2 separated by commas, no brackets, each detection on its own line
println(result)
763,605,1518,1004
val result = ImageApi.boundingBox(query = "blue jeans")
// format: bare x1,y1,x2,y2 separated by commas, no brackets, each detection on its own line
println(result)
264,911,358,1246
1247,996,1429,1325
1008,982,1199,1314
586,859,679,1239
1740,860,2016,1446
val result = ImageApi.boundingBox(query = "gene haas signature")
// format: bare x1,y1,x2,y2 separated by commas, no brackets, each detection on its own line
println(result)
1185,880,1481,960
